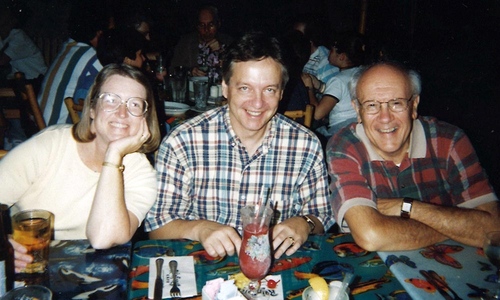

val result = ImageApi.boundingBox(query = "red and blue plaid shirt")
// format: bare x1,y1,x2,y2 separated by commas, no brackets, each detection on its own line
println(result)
327,116,498,232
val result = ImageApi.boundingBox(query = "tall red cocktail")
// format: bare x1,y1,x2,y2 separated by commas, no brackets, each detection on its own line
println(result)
238,205,273,299
239,223,271,280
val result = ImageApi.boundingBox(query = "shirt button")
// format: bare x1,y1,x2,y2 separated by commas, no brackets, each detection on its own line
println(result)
241,196,246,200
401,184,405,188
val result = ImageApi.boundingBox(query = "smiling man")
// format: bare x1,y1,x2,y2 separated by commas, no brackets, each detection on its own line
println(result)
326,61,499,251
146,32,334,259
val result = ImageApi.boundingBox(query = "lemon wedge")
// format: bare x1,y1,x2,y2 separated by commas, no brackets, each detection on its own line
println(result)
229,272,251,289
309,276,329,300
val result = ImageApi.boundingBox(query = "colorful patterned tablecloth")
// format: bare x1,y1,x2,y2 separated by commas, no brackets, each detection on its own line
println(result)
128,233,408,300
20,240,131,300
379,240,498,299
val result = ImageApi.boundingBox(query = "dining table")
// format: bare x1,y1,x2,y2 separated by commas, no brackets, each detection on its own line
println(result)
128,233,408,300
14,239,131,300
378,240,499,299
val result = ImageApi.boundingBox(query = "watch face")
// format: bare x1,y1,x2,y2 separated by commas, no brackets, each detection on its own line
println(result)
402,202,412,212
302,216,315,231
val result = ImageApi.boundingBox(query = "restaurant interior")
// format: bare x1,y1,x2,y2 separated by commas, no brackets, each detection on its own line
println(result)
2,1,500,299
9,0,499,195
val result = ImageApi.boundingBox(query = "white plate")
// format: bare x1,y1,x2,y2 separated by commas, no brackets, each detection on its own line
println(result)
164,101,190,116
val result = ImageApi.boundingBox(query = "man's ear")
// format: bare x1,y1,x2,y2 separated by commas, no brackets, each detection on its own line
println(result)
411,95,420,119
221,80,228,99
352,100,362,123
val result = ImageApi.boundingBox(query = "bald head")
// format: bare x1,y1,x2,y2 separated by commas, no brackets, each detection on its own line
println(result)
350,61,421,101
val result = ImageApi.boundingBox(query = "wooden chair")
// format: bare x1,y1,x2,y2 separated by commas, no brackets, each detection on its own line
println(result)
0,72,46,148
64,97,84,124
283,104,315,128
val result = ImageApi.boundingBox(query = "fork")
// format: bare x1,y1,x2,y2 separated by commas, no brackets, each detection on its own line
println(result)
169,260,181,297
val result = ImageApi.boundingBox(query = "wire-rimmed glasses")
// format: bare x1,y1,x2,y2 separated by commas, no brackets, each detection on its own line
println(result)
97,92,148,117
358,95,414,115
197,22,216,31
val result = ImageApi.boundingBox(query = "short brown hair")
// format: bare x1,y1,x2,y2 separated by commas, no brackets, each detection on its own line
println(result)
73,63,160,153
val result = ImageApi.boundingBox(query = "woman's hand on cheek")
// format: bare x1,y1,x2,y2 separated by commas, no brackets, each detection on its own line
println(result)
107,118,150,157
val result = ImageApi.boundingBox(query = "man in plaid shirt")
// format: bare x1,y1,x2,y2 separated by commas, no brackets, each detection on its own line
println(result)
327,61,499,251
146,32,334,259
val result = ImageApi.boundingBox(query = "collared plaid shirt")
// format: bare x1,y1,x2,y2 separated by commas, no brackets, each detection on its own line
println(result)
326,116,498,232
145,106,334,233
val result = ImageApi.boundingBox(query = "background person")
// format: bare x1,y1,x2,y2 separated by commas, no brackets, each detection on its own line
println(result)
327,61,499,251
37,3,109,125
0,7,47,93
146,32,334,260
303,32,365,139
97,27,146,68
298,15,339,85
278,29,311,113
0,64,160,272
169,5,232,79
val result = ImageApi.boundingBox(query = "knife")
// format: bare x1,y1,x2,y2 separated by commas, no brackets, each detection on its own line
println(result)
419,270,453,300
154,258,164,300
428,270,462,300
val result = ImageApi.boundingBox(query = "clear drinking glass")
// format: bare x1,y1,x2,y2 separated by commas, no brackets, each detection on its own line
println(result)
193,80,208,110
484,231,500,299
12,209,53,274
238,205,273,299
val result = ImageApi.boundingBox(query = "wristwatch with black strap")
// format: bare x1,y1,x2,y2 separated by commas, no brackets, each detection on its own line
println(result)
400,197,414,219
301,215,316,233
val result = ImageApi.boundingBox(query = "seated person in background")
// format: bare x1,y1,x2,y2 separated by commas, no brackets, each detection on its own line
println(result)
278,29,310,113
97,27,146,68
114,8,160,61
37,3,109,125
169,5,232,80
303,32,365,139
1,64,161,272
146,32,334,259
327,61,499,251
298,15,339,85
0,7,47,93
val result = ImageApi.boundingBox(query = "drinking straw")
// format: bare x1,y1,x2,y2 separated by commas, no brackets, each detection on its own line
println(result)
258,185,272,227
334,272,354,300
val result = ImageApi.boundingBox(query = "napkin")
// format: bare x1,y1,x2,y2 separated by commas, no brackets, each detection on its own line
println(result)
148,256,197,299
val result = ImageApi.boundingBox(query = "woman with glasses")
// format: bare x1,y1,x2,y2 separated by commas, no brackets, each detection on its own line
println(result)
0,64,161,272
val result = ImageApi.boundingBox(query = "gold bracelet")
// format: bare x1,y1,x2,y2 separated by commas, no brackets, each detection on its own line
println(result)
102,162,125,172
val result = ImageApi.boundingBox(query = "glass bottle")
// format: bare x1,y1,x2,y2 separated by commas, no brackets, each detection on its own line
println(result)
0,205,14,296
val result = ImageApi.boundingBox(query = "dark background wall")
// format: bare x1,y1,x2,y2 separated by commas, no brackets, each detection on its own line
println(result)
7,0,500,194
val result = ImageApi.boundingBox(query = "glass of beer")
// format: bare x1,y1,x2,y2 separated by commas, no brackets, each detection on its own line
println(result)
12,209,53,274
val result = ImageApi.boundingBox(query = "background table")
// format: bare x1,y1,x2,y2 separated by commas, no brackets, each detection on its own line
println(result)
128,233,408,300
16,240,131,300
379,240,498,299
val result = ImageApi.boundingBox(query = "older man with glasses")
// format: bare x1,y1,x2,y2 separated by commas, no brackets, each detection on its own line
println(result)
169,5,233,78
326,61,499,251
